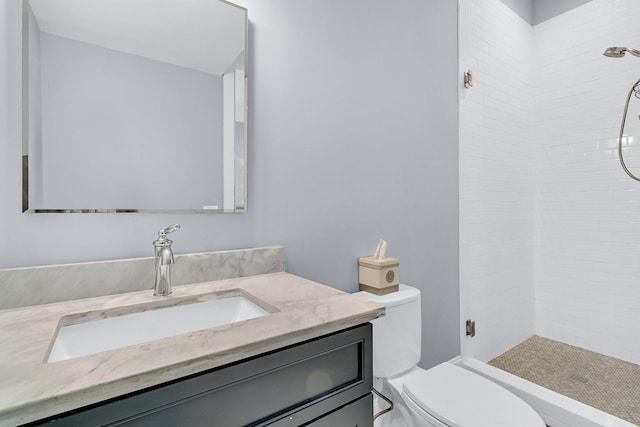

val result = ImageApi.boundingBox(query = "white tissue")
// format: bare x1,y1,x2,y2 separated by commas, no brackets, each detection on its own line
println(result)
373,239,387,260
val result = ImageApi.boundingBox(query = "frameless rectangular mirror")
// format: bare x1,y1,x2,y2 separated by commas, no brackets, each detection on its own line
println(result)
22,0,247,213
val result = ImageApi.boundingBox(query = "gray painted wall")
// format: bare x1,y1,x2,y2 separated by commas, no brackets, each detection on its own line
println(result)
500,0,592,25
1,0,459,368
500,0,533,24
533,0,591,25
239,0,460,368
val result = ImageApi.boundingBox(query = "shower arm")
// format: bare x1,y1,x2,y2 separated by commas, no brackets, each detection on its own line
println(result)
617,77,640,181
620,47,640,57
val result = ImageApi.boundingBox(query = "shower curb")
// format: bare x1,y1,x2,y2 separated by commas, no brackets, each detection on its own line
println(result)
462,358,637,427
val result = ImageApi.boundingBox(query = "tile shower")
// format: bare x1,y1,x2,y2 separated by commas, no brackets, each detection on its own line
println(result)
460,0,640,424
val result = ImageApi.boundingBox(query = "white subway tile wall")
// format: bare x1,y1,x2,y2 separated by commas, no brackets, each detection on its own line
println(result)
461,0,640,364
534,0,640,364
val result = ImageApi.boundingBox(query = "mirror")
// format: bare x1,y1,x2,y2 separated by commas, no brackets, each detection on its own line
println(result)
22,0,247,213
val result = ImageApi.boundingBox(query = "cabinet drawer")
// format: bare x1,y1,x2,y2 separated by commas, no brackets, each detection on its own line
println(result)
304,394,373,427
28,324,372,427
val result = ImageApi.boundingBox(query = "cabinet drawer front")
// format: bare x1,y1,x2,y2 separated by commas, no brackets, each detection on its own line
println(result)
32,324,372,427
304,394,373,427
122,334,367,426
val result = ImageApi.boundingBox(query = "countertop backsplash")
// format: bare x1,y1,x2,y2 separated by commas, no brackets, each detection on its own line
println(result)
0,246,285,310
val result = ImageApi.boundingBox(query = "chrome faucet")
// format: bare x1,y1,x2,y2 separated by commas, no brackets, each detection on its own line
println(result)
153,224,180,296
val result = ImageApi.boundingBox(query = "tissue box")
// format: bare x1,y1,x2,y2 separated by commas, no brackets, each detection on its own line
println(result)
359,256,399,295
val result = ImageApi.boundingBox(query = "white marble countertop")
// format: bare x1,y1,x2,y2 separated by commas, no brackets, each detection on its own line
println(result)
0,272,384,426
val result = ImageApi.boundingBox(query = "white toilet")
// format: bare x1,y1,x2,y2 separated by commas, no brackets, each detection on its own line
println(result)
355,285,546,427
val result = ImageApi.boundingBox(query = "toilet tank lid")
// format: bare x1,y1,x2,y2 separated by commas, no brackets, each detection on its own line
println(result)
354,284,420,307
403,363,544,427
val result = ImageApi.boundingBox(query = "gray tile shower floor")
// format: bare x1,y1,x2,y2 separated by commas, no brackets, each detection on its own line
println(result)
489,335,640,425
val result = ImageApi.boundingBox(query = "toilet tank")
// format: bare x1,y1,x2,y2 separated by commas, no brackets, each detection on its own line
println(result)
354,284,421,378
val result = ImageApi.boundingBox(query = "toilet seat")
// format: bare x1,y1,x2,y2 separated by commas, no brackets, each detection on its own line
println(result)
402,363,545,427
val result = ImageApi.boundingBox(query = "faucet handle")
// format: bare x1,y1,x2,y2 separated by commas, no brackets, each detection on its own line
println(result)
158,224,181,236
154,224,180,247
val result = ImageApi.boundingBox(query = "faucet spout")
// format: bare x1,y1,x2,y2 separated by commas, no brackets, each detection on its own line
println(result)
153,224,180,296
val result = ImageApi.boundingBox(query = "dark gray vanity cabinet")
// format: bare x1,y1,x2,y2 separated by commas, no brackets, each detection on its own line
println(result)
28,324,373,427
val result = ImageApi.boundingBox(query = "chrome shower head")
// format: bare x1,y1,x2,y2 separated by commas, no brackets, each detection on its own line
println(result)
604,47,640,58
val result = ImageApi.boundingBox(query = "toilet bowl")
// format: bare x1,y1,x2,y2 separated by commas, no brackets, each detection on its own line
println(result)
355,285,545,427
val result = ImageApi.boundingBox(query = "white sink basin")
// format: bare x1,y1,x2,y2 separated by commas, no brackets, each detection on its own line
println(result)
47,293,270,362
